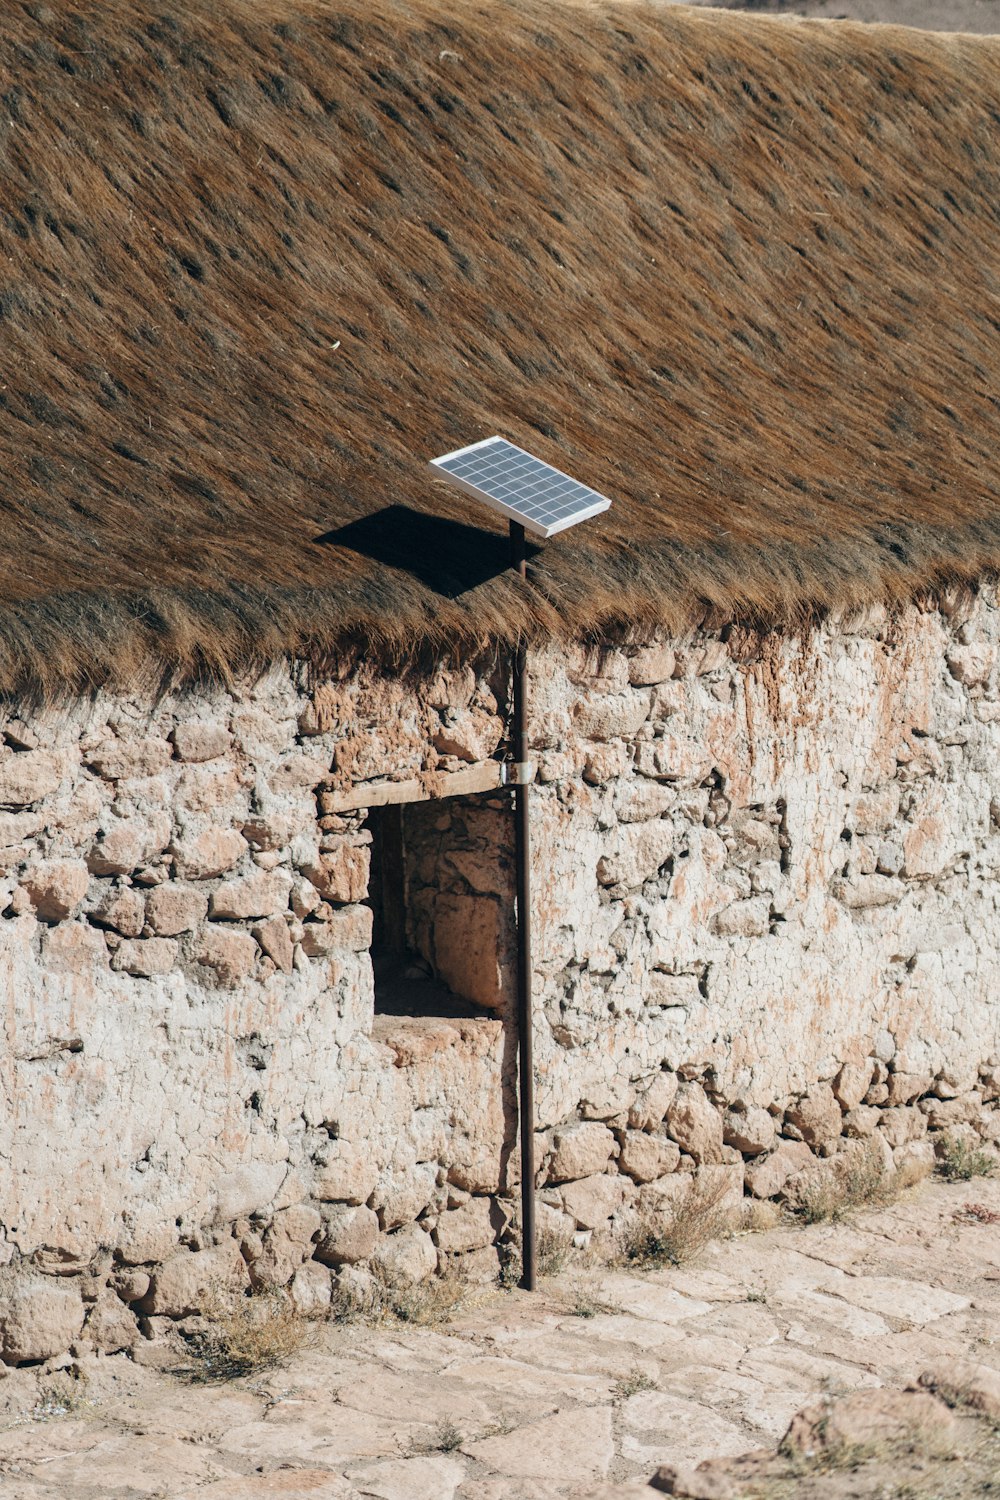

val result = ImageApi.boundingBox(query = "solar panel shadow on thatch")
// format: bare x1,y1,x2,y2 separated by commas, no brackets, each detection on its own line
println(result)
1,0,999,694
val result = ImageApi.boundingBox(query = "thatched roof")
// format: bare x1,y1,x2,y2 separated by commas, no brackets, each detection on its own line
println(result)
1,0,999,694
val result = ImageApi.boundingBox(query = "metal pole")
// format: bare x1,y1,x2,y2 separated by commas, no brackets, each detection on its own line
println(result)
510,520,536,1291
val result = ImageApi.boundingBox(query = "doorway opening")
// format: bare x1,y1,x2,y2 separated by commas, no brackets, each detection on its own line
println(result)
366,791,514,1018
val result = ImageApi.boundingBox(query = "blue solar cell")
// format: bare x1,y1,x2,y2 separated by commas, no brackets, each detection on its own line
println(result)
429,436,612,538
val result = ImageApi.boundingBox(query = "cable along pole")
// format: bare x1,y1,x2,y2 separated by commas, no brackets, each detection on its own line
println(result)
509,519,536,1290
426,435,613,1293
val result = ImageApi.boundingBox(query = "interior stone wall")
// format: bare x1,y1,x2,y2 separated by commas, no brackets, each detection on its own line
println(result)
1,590,999,1363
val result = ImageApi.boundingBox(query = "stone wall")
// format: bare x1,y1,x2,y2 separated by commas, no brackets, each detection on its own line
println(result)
1,590,999,1361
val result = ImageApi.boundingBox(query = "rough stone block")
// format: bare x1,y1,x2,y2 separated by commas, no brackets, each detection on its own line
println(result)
87,738,172,780
250,1204,322,1286
893,1139,936,1180
597,822,674,889
111,937,178,977
434,1197,495,1254
1,1277,86,1363
172,722,233,762
290,1261,332,1318
432,707,501,761
886,1071,933,1106
172,828,248,880
833,1062,873,1112
919,1359,1000,1422
696,1162,745,1218
42,920,108,970
21,859,89,921
242,810,311,851
139,1241,249,1318
212,1162,287,1223
145,884,209,935
646,973,700,1009
946,643,994,686
851,786,901,835
877,1108,927,1148
628,1072,678,1131
921,1092,984,1129
783,1389,956,1464
615,781,676,823
547,1122,617,1184
432,893,504,1009
561,1173,629,1229
618,1131,681,1183
633,734,714,782
583,742,631,786
195,927,259,986
628,644,675,685
0,752,60,807
844,1106,880,1138
637,1172,692,1217
722,1106,775,1157
313,1140,379,1205
268,753,331,793
83,1291,139,1354
90,884,145,937
712,899,770,939
832,875,904,909
665,1083,724,1165
301,845,370,905
371,1224,437,1286
315,1205,379,1266
112,1270,150,1304
744,1140,813,1199
210,869,291,921
252,915,294,974
300,905,373,955
784,1084,842,1150
574,691,651,741
374,1163,438,1232
89,813,172,876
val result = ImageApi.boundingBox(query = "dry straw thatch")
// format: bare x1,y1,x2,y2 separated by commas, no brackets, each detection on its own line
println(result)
1,0,999,695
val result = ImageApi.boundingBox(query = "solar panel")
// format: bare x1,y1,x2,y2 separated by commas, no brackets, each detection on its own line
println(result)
429,436,612,539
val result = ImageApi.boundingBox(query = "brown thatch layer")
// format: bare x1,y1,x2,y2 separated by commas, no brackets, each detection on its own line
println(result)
1,0,999,694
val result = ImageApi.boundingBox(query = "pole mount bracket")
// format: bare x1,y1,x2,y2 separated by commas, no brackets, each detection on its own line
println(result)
502,761,535,787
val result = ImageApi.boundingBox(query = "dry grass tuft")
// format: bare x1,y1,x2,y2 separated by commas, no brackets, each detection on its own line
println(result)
616,1174,736,1270
536,1220,576,1280
741,1199,784,1234
563,1279,617,1319
409,1419,464,1455
614,1365,657,1400
793,1141,918,1226
370,1265,468,1328
937,1135,997,1184
181,1288,316,1380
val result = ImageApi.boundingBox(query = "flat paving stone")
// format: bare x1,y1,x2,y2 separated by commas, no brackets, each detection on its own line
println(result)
349,1454,466,1500
464,1406,614,1483
332,1370,493,1428
619,1390,752,1469
443,1354,612,1404
815,1273,970,1325
178,1472,357,1500
2,1181,999,1498
591,1275,713,1324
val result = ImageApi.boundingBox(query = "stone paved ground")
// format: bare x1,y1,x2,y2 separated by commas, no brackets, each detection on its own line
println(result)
1,1179,998,1500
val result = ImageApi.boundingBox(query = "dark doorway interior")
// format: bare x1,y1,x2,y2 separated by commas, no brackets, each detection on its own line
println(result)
367,801,497,1018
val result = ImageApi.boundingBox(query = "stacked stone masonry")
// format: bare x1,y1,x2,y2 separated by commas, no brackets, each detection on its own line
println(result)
1,591,999,1361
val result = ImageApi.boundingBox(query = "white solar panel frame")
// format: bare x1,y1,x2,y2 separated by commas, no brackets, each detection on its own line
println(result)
429,435,612,539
